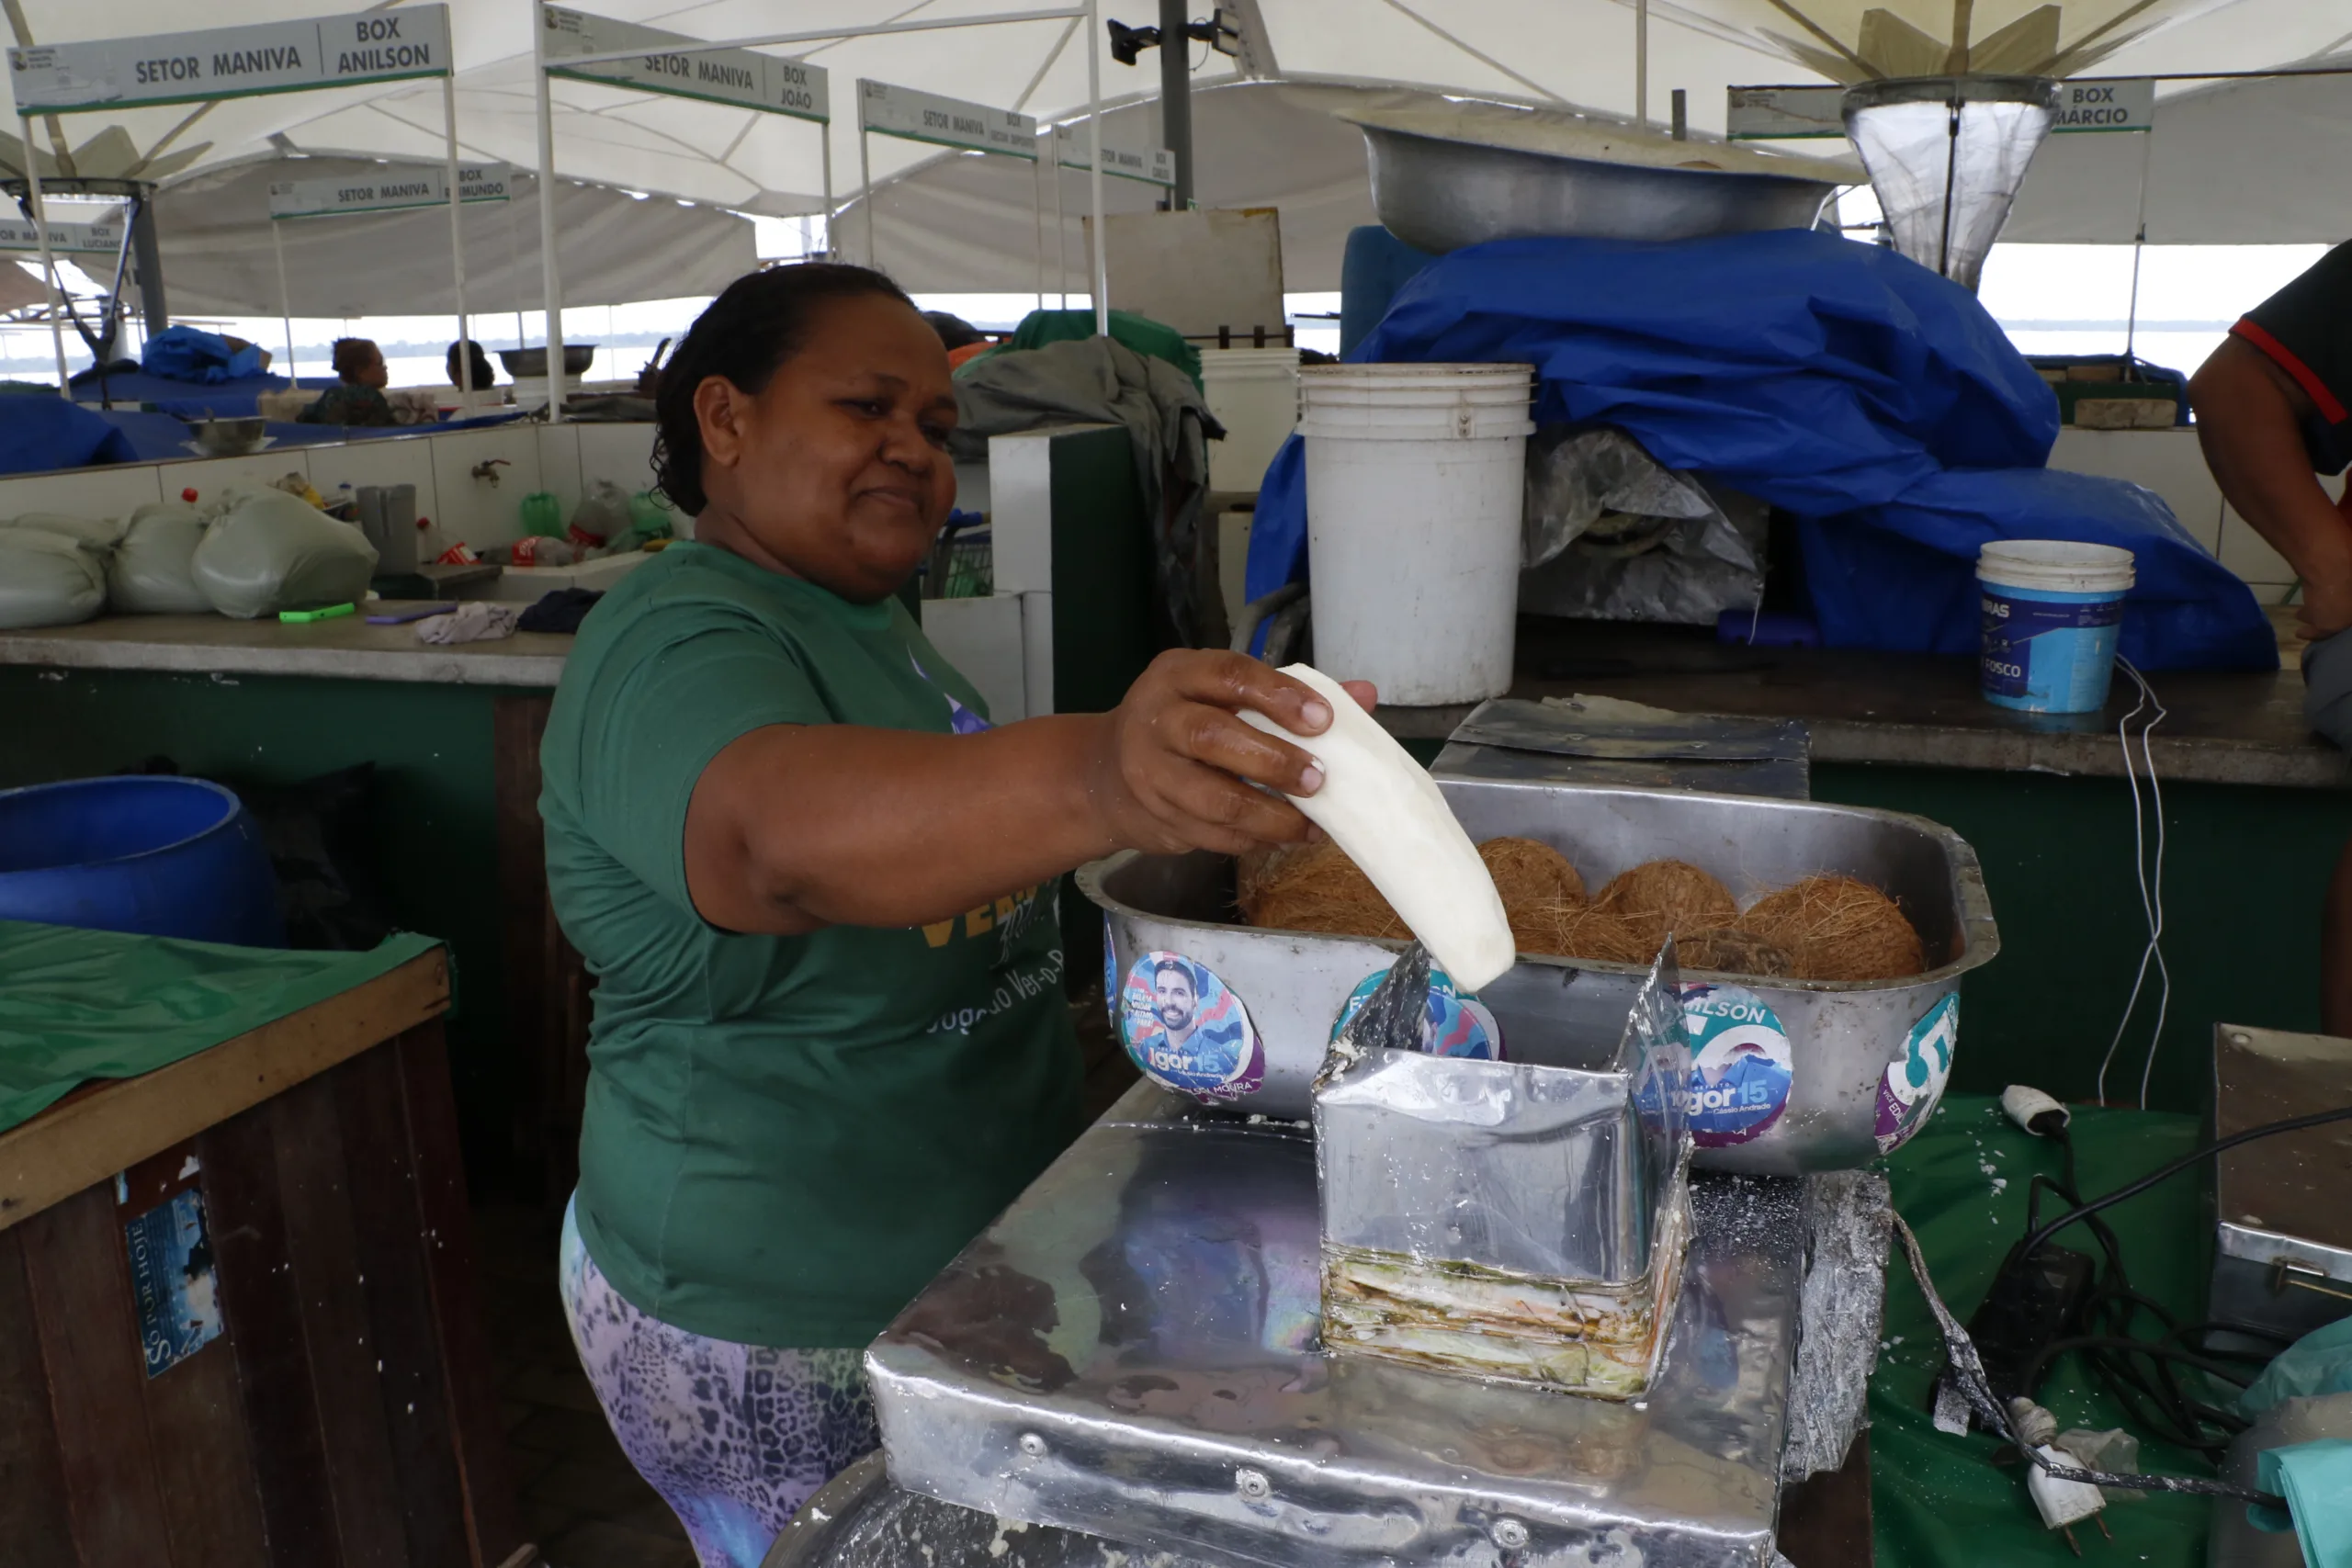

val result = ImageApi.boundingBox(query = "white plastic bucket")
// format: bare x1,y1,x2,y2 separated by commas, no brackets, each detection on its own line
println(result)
1201,346,1301,492
1976,539,2136,713
1299,363,1534,706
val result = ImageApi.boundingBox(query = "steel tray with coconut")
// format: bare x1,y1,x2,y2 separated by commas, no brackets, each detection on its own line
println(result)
1238,664,1693,1400
1080,756,1997,1171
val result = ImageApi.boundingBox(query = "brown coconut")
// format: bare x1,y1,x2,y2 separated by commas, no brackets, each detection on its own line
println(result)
1675,926,1799,979
1594,859,1739,950
1545,905,1656,964
1736,874,1926,982
1238,840,1408,941
1478,836,1588,909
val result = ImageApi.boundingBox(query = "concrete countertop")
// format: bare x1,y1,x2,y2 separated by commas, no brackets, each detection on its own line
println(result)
0,613,571,687
1374,617,2348,791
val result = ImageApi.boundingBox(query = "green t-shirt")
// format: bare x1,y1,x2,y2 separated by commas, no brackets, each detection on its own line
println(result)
538,542,1080,1348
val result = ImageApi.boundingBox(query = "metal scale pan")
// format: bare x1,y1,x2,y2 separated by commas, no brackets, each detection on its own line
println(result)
865,1081,1804,1568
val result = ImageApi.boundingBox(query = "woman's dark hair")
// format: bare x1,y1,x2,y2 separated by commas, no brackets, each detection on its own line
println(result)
447,339,496,389
651,261,914,515
331,337,377,380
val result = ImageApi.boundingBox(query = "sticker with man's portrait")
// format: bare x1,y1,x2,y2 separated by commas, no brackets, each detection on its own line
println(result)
1117,951,1265,1102
1329,965,1502,1061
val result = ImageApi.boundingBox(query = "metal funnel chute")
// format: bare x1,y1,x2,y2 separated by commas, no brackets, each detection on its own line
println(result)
1840,74,2058,290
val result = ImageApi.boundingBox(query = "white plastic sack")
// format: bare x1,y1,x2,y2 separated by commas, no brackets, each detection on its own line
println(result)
108,502,212,615
191,487,379,619
5,511,128,554
0,528,107,627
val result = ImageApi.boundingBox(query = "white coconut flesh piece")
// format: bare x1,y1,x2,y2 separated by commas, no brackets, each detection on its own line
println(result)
1239,662,1515,992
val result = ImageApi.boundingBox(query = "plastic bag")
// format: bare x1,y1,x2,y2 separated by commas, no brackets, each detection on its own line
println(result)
1522,427,1718,570
141,324,266,385
6,512,129,554
190,487,378,619
2243,1316,2352,1418
0,529,107,627
107,502,212,615
570,479,631,547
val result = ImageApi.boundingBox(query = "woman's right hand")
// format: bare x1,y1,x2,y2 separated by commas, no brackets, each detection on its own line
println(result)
1086,651,1374,857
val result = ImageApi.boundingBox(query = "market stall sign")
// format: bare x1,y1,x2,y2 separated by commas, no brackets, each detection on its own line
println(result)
8,5,452,114
0,217,120,254
542,6,828,123
1728,77,2154,140
1053,127,1173,186
269,164,512,220
859,80,1036,160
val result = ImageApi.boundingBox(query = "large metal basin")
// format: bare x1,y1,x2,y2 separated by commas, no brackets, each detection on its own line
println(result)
1080,778,1997,1175
1354,106,1848,253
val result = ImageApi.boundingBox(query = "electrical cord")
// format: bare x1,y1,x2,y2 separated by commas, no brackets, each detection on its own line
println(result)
2095,657,2170,1109
1909,1101,2352,1507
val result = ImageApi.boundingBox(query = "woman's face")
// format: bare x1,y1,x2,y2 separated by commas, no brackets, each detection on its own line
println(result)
356,344,388,389
692,293,958,603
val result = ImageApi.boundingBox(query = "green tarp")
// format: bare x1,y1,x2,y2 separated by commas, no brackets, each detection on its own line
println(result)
1876,1093,2212,1564
960,308,1205,391
0,919,439,1134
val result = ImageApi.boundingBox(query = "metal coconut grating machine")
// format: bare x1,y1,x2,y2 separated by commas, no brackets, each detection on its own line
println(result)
758,699,1994,1567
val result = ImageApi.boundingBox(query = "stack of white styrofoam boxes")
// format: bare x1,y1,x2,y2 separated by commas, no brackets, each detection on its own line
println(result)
0,422,664,599
911,429,1080,726
2048,426,2318,607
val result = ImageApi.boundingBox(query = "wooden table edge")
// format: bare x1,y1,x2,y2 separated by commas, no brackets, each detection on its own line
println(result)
0,945,452,1232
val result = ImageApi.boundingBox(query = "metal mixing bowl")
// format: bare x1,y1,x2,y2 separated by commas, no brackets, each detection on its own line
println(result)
1354,109,1850,254
498,344,597,378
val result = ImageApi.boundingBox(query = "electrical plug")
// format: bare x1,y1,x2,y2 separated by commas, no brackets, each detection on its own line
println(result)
2003,1084,2071,1138
2027,1445,2110,1555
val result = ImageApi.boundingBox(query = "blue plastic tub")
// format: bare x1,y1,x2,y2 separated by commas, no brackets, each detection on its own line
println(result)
0,776,285,946
1978,540,2138,714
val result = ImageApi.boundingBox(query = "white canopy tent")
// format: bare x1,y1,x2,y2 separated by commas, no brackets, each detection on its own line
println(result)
0,1,2343,305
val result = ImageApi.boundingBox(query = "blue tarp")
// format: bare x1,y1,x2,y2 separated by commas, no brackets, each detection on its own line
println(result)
1246,229,2275,672
139,326,272,386
70,367,335,416
95,406,531,463
0,395,135,475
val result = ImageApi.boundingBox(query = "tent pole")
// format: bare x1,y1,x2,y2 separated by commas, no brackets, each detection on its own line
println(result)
1033,147,1046,314
270,220,300,385
534,0,568,424
1634,0,1648,129
2124,125,2154,361
25,147,68,394
443,73,474,412
506,192,526,354
820,119,835,258
860,128,876,269
1087,0,1107,334
1054,131,1067,308
1158,0,1192,207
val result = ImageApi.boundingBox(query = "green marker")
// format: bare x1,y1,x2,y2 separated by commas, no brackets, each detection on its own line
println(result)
278,603,356,624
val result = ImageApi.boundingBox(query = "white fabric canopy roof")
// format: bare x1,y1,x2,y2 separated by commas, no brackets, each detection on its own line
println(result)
150,157,755,316
0,1,2341,304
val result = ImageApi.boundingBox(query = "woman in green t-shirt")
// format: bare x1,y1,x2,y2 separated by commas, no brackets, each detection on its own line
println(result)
538,262,1368,1567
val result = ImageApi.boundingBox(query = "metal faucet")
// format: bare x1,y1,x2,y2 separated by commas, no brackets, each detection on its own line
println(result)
471,458,510,485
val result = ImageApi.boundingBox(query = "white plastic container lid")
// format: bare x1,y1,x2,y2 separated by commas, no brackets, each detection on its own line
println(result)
1977,539,2136,594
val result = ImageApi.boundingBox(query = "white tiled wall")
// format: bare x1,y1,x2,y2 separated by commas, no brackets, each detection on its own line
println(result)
0,423,663,566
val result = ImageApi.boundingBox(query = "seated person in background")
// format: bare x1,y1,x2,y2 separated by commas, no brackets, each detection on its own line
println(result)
299,337,398,426
2188,243,2352,1032
447,338,498,393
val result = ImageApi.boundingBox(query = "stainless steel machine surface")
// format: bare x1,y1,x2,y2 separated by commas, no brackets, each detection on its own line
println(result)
1082,778,1997,1174
867,1082,1804,1568
1349,104,1849,254
2210,1023,2352,1347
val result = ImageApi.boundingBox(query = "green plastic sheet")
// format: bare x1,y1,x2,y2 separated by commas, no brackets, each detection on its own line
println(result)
1875,1093,2211,1565
0,919,439,1134
960,308,1205,391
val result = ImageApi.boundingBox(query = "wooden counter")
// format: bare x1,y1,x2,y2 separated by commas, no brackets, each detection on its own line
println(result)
0,612,572,688
0,944,526,1568
1374,616,2344,790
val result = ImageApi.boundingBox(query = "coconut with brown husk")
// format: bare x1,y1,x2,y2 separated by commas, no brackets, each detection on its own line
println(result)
1736,874,1926,982
1478,836,1587,908
1237,839,1409,940
1675,926,1799,979
1593,859,1739,951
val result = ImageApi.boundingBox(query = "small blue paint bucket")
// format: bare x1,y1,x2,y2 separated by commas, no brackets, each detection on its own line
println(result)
1978,540,2136,713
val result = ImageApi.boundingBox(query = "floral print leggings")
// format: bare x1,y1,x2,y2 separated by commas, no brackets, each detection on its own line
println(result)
558,1199,880,1568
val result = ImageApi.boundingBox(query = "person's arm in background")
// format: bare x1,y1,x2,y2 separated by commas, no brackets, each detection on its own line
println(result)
684,651,1374,937
2189,335,2352,637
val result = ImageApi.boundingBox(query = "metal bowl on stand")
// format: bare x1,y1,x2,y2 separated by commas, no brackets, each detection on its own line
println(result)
497,344,597,378
181,416,271,457
1351,102,1860,254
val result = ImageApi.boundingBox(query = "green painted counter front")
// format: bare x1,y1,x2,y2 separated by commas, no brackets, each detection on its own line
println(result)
0,665,524,1184
1812,763,2343,1115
